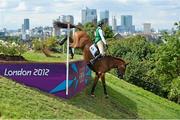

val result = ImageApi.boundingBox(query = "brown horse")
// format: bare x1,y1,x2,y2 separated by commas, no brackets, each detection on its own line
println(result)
54,21,128,97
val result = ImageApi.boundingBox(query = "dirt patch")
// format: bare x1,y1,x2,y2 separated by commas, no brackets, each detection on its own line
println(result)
0,54,27,62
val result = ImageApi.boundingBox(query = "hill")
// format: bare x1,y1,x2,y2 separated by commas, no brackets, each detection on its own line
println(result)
0,73,180,119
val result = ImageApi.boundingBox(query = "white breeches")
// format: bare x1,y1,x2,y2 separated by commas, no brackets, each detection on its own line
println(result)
97,40,105,56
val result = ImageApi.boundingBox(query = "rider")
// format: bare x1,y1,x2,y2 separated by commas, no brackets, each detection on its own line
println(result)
90,21,108,65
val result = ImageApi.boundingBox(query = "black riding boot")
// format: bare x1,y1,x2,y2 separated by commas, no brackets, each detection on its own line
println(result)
90,54,102,65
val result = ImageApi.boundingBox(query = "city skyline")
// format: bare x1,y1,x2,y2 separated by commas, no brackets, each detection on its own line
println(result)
0,0,179,30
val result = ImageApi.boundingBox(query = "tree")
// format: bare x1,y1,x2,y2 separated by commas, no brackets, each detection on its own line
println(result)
108,29,180,103
168,77,180,103
83,22,96,40
103,25,114,39
150,33,180,99
174,21,180,30
83,22,114,41
109,35,162,94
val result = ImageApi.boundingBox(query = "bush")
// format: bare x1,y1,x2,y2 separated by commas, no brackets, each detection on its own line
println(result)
168,77,180,103
32,39,43,51
108,32,180,103
32,37,58,52
109,36,161,92
150,34,180,99
43,37,57,49
0,40,27,56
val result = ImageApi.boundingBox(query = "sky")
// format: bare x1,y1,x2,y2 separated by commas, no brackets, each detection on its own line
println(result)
0,0,179,30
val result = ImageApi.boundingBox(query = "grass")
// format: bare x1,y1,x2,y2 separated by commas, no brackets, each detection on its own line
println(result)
22,51,83,62
0,51,180,119
0,73,180,119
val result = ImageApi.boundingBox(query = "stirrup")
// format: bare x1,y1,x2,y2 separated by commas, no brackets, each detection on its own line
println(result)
90,59,95,65
89,54,102,65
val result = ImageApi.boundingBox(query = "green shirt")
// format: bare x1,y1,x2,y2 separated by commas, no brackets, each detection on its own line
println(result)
94,27,101,44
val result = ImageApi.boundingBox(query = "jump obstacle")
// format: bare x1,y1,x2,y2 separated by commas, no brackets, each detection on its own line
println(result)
0,61,91,99
0,24,91,99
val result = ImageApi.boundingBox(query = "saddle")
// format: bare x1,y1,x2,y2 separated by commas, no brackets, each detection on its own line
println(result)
89,44,103,66
89,44,100,58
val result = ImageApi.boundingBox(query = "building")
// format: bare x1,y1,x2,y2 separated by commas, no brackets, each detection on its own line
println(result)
112,16,117,33
59,15,66,23
24,18,30,31
31,26,53,38
143,23,151,34
0,28,7,37
66,15,74,24
81,7,97,24
53,27,61,36
59,15,74,24
31,26,43,37
0,32,5,37
118,15,135,33
100,10,109,25
22,24,25,33
21,18,30,41
121,15,132,27
113,33,123,39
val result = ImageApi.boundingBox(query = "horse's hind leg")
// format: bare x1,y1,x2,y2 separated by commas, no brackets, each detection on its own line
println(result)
91,73,99,97
101,73,108,98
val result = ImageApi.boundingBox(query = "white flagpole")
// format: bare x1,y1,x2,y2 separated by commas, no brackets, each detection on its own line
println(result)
66,24,70,95
72,28,75,54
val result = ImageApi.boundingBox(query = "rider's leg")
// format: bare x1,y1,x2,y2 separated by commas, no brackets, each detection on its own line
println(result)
90,41,105,65
97,40,105,56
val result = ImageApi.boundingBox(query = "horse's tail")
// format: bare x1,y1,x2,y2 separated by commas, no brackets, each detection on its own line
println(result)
53,21,83,31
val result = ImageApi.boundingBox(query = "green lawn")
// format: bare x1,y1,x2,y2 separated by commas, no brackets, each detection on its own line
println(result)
0,51,180,119
22,51,83,62
0,73,180,119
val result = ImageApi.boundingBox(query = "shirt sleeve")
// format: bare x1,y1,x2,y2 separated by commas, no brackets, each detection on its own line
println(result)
98,28,107,45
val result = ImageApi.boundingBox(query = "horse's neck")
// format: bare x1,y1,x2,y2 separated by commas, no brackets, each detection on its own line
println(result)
83,43,93,62
109,56,124,68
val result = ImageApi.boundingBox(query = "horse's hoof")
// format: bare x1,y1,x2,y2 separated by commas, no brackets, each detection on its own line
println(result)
105,95,109,99
91,94,95,98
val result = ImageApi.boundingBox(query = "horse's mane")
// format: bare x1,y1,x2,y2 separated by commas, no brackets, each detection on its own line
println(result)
106,55,126,64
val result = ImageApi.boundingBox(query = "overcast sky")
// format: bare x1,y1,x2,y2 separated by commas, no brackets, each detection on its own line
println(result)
0,0,179,30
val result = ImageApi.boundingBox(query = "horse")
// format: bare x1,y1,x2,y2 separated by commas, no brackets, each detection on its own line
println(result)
54,21,128,97
57,36,74,59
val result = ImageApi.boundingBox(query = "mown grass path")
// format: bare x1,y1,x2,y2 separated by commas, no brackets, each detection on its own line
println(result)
0,73,180,119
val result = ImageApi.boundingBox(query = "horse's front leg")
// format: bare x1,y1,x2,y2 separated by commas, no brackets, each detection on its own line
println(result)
91,73,99,97
101,73,108,98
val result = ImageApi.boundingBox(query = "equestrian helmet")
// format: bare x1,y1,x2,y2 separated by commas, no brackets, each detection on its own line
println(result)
97,21,104,26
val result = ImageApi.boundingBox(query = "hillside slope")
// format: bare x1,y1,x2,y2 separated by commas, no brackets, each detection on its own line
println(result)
0,73,180,119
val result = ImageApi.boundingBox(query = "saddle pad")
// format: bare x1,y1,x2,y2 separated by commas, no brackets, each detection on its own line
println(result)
89,44,98,57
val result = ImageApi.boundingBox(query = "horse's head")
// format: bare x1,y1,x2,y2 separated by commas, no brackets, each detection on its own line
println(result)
116,61,129,79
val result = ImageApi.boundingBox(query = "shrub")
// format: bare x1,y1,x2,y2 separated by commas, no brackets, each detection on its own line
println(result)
32,39,43,51
168,77,180,103
32,37,58,52
0,40,27,56
109,33,180,103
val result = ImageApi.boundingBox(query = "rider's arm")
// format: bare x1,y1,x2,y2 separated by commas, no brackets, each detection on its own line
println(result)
99,29,107,45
